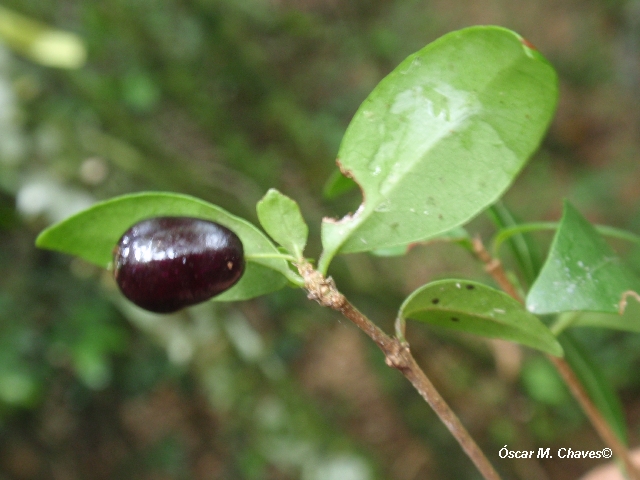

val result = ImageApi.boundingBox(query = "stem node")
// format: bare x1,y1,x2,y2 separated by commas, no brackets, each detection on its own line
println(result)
297,259,502,480
384,339,411,371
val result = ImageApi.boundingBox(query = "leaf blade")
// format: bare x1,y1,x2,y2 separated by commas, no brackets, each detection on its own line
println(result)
320,26,558,270
400,279,563,356
36,192,290,300
564,304,640,333
487,202,543,286
322,168,358,199
369,225,470,257
256,189,308,259
526,202,640,314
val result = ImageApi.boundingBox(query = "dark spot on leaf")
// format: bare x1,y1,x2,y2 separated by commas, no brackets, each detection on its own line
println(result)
438,214,443,220
432,298,439,304
451,317,459,322
466,284,474,290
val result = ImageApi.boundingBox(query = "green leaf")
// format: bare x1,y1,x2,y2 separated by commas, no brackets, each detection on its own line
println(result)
552,299,640,334
214,262,288,301
526,202,640,314
36,192,291,301
256,189,308,259
319,26,558,272
370,225,470,257
487,202,542,286
322,168,358,199
399,279,563,356
559,333,628,444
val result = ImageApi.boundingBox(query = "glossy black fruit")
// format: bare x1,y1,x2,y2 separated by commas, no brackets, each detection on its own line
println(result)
113,217,245,313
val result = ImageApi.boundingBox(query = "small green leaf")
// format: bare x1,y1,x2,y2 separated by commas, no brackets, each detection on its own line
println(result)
399,279,563,356
319,26,558,272
36,192,291,301
559,333,628,444
256,189,308,259
526,202,640,314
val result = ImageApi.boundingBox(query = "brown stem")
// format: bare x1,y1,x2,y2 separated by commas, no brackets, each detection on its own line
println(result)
549,355,640,479
472,236,522,301
298,261,502,480
473,236,640,480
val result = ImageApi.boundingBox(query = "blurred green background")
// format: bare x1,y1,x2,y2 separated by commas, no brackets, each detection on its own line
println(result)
1,1,640,479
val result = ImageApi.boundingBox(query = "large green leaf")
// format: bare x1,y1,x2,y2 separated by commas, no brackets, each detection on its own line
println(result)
319,26,558,272
526,202,640,314
256,189,308,259
399,280,563,356
36,192,291,301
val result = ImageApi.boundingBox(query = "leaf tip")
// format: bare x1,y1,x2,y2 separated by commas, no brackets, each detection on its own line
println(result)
34,227,53,249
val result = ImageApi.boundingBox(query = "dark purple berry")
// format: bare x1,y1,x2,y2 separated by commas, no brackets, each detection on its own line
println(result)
113,217,245,313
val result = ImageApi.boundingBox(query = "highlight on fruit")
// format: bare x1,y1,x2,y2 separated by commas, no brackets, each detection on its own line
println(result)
113,217,245,313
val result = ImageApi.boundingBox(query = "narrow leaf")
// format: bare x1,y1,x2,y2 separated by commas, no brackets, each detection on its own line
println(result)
256,189,308,259
320,26,558,271
36,192,290,301
559,333,628,444
527,202,640,314
400,279,563,356
487,202,542,286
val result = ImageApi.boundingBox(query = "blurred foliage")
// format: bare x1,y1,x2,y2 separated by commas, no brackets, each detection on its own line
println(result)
0,6,86,69
1,0,640,479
